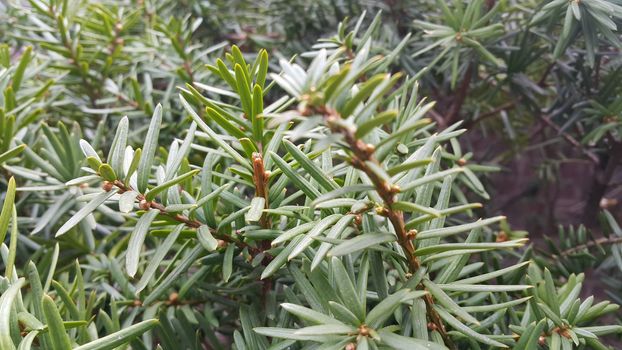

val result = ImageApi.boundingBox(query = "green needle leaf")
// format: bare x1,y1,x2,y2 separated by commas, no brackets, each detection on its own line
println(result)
73,319,159,350
56,189,118,237
328,232,396,257
145,169,199,202
126,209,160,278
137,104,163,193
0,279,24,350
0,176,16,243
41,294,73,350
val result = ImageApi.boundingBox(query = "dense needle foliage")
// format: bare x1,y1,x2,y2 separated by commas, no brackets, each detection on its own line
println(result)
1,0,622,349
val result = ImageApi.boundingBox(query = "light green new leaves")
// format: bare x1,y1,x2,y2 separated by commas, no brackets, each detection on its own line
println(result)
366,289,427,328
331,257,365,321
180,94,251,169
282,140,338,191
255,49,269,88
235,64,253,118
137,104,163,193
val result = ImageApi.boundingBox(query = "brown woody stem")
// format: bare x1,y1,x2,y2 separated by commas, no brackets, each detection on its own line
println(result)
315,105,455,349
109,179,267,258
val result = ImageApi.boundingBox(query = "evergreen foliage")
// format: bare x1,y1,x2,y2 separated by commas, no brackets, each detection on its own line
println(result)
1,0,621,349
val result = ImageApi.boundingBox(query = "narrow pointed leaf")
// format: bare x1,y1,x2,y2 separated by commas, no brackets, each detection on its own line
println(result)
56,189,118,237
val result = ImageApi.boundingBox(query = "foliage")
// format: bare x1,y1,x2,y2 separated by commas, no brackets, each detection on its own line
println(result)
0,0,621,349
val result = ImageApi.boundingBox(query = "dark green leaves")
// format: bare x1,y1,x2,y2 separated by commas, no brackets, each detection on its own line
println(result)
366,289,426,328
434,305,508,348
2,11,618,350
282,140,338,191
331,258,365,321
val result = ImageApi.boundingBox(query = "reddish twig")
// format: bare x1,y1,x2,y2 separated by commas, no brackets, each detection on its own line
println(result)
310,105,456,349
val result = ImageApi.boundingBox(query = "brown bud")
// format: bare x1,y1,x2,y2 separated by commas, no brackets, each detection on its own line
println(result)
457,158,467,166
600,197,618,209
102,181,113,192
375,206,388,216
365,143,376,154
496,231,508,242
325,114,338,124
168,292,179,304
389,184,401,193
252,153,263,164
407,230,417,240
133,299,143,307
353,215,363,226
139,200,151,210
299,104,312,116
217,240,227,248
345,343,357,350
